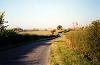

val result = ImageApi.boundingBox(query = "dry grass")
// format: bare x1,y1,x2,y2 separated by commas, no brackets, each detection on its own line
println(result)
19,31,52,36
65,30,100,65
49,36,92,65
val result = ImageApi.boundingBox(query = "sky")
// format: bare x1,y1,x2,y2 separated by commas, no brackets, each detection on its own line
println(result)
0,0,100,29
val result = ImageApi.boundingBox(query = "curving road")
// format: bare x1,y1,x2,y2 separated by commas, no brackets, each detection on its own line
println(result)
0,39,52,65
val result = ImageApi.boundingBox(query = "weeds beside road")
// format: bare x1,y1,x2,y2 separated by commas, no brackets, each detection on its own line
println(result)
49,21,100,65
49,36,92,65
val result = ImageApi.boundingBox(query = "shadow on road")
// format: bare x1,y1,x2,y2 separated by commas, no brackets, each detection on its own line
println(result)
0,39,52,65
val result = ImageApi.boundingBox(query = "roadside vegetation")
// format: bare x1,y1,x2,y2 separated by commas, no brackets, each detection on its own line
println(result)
49,37,92,65
49,20,100,65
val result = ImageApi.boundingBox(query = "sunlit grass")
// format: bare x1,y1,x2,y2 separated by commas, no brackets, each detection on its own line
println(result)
19,30,52,36
49,36,92,65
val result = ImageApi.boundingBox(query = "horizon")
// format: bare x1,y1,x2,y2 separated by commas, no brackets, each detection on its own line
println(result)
0,0,100,29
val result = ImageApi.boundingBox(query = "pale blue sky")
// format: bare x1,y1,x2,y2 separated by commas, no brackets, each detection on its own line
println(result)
0,0,100,29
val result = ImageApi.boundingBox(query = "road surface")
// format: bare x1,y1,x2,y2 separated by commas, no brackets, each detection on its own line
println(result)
0,39,52,65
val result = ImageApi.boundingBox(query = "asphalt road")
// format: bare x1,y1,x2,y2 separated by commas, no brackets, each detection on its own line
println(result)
0,39,52,65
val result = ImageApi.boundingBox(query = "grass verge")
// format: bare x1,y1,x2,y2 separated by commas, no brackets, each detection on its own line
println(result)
49,36,93,65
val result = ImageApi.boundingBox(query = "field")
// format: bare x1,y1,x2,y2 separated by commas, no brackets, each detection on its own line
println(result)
19,30,52,36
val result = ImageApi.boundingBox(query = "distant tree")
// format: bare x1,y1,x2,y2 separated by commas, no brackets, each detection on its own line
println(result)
45,29,47,31
13,27,23,32
0,11,8,32
63,29,67,33
51,29,56,35
57,25,63,30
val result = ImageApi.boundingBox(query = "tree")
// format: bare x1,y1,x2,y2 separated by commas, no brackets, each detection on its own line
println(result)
0,11,8,32
51,29,56,35
57,25,63,30
13,27,23,32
